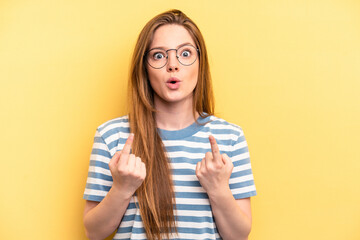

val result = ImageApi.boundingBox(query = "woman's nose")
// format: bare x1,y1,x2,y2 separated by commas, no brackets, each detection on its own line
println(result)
167,51,179,72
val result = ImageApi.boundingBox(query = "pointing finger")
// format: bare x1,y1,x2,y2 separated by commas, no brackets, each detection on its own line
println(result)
122,133,134,155
209,135,221,162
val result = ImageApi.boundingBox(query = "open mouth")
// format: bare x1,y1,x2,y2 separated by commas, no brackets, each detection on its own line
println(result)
167,77,180,84
166,77,180,89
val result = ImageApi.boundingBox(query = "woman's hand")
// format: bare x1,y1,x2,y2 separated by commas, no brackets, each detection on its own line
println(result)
195,135,234,197
108,133,146,199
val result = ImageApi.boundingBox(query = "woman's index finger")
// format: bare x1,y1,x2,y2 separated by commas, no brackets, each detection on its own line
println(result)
122,133,134,154
209,135,221,161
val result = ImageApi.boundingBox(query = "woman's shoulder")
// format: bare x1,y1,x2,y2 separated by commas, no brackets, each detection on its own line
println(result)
207,115,245,137
96,115,130,136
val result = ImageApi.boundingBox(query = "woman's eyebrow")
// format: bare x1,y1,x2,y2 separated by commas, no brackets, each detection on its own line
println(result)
150,42,194,49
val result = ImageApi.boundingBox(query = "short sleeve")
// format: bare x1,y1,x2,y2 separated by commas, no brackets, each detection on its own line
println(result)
228,127,257,199
83,129,113,202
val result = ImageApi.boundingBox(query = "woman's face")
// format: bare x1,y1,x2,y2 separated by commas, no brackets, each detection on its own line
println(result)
146,24,199,107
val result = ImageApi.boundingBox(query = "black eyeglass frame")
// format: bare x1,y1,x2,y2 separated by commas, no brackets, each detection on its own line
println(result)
144,44,200,69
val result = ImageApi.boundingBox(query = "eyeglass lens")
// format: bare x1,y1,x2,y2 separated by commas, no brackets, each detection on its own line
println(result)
146,45,198,69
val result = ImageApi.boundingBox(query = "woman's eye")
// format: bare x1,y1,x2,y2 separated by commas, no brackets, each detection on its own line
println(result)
153,52,165,60
181,50,191,58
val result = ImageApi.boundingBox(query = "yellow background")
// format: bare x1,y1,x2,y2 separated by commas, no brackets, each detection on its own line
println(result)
1,0,359,239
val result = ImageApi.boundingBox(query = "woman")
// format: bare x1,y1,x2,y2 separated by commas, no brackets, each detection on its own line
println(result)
83,9,256,240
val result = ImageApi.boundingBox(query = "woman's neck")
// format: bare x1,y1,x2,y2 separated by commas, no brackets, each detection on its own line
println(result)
154,96,199,130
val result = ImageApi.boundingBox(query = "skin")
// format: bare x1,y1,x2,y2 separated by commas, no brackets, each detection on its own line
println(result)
196,135,253,240
146,24,199,130
83,134,145,240
83,24,253,240
147,25,253,239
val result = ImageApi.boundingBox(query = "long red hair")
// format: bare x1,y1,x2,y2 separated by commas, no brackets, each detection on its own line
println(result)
128,9,214,239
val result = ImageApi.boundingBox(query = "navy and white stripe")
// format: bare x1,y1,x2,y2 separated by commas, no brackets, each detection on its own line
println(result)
84,115,256,239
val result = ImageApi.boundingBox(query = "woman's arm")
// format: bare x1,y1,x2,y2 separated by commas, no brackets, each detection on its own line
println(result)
83,188,132,240
208,192,252,240
83,134,146,240
196,135,253,240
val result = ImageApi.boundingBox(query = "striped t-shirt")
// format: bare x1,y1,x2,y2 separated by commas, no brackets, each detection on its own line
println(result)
83,115,257,240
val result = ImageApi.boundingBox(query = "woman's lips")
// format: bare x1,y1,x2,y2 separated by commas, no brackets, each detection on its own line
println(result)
166,77,181,90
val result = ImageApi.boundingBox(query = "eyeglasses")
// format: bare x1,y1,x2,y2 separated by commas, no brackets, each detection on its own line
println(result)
145,44,199,69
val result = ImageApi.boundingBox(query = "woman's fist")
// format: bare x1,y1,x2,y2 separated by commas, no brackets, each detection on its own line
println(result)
108,133,146,198
195,135,234,197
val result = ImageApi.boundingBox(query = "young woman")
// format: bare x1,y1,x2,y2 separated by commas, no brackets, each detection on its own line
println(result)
83,9,257,240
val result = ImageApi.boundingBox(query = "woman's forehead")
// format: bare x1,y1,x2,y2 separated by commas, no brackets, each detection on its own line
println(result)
149,24,196,49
